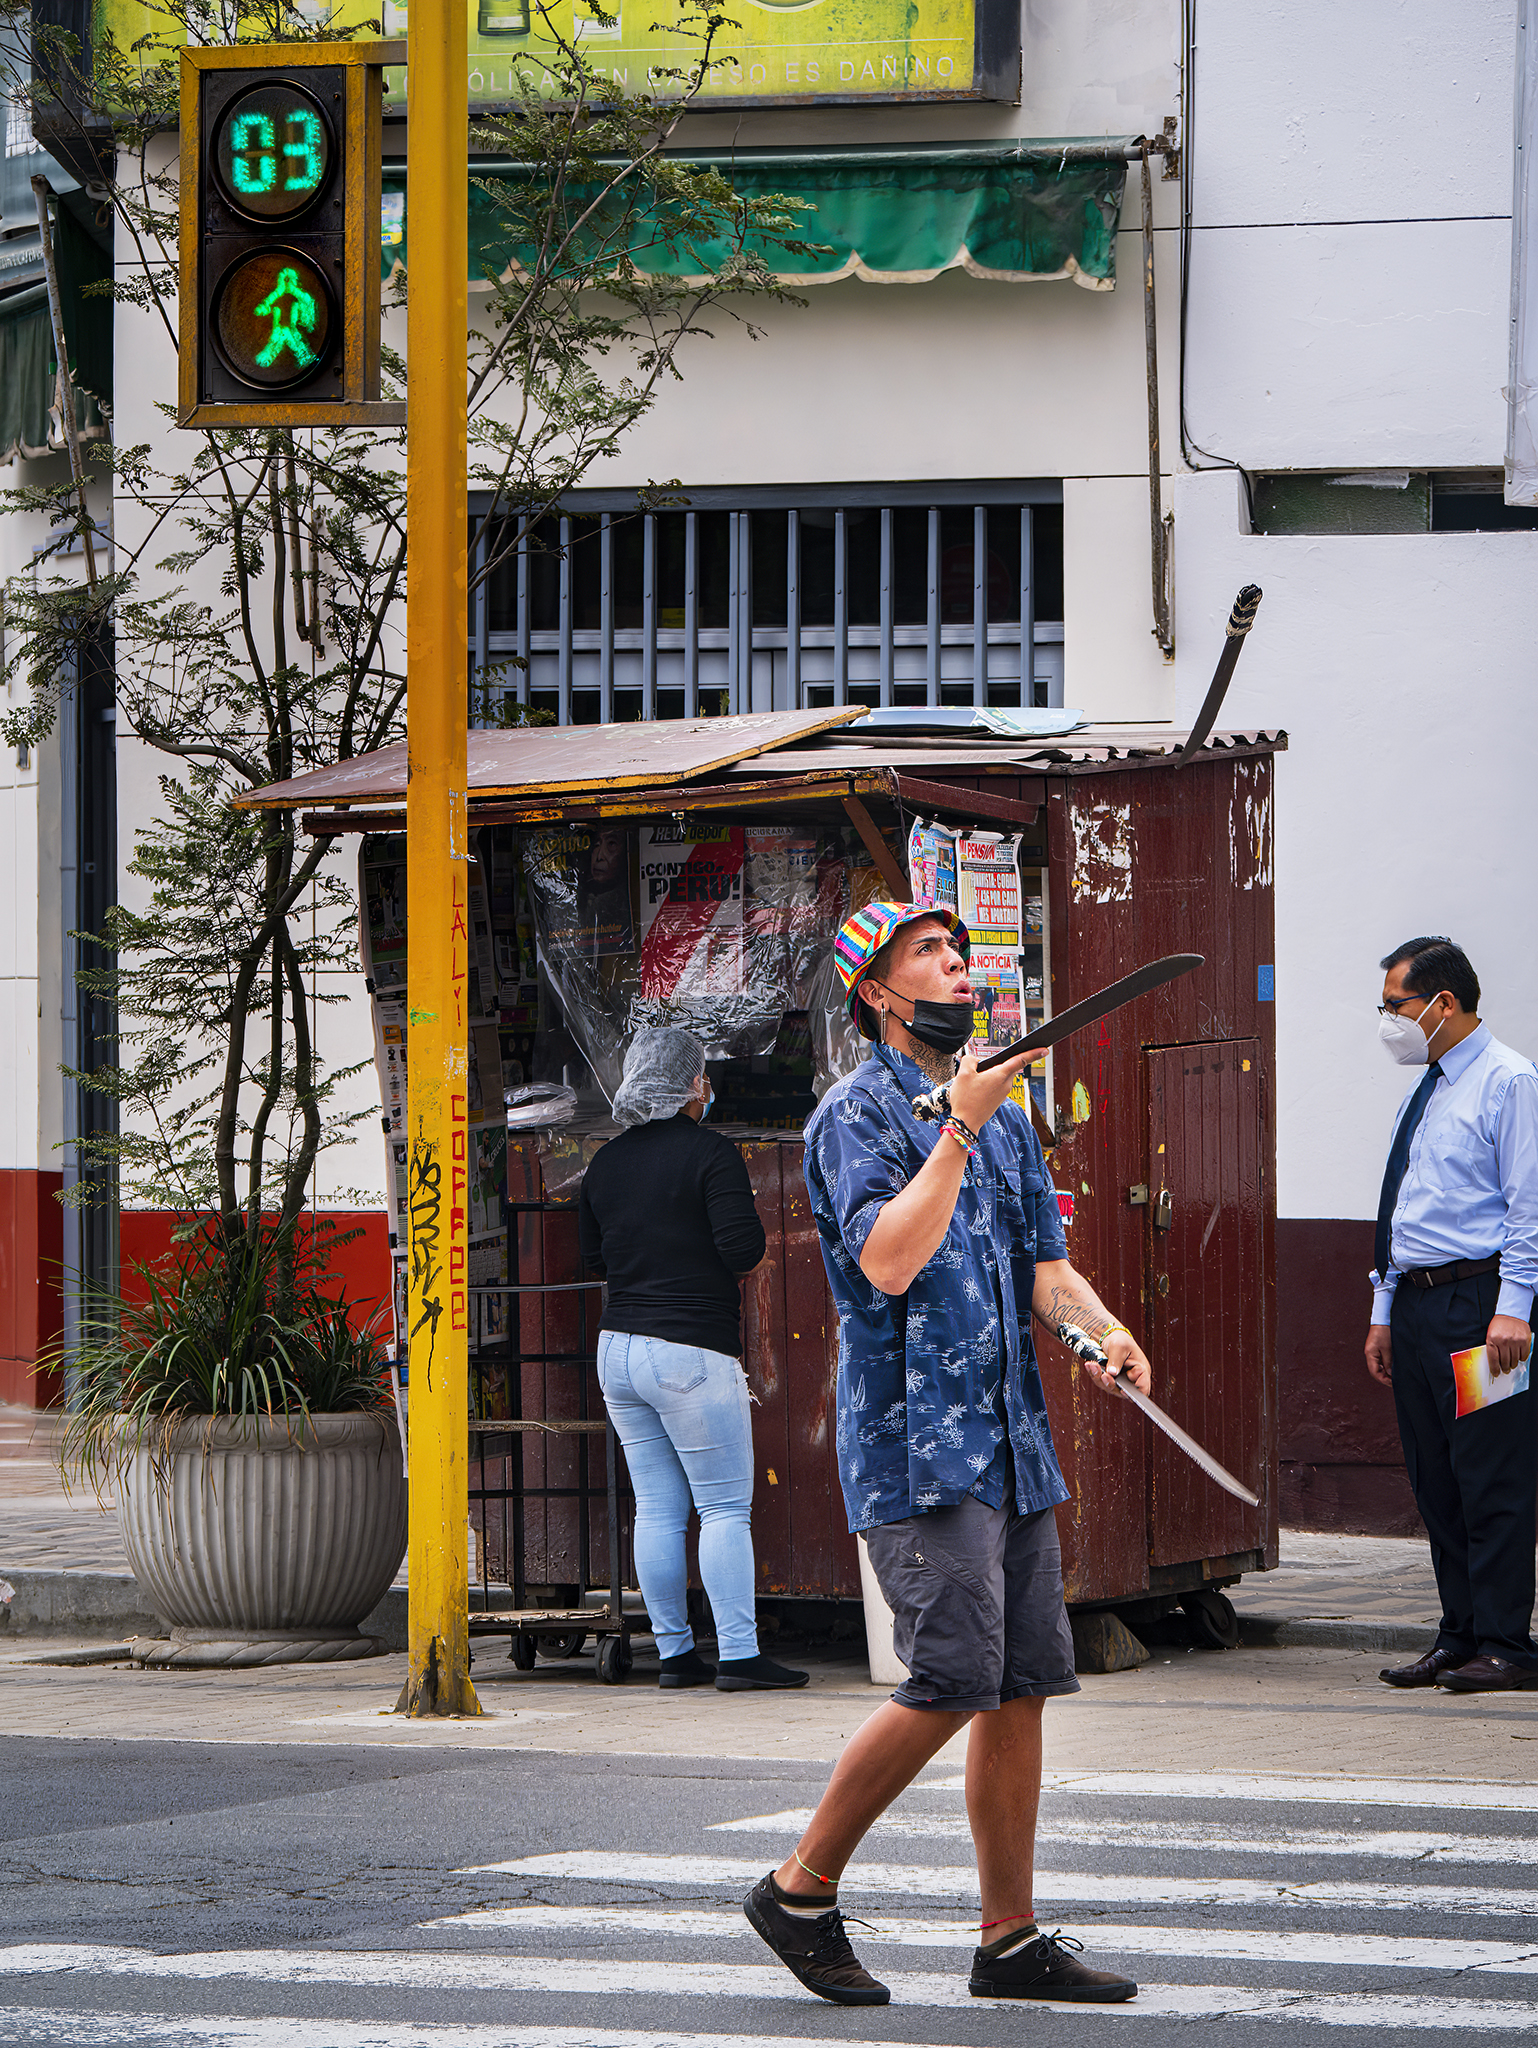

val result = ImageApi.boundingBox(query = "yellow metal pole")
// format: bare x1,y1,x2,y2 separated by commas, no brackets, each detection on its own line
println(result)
396,0,479,1718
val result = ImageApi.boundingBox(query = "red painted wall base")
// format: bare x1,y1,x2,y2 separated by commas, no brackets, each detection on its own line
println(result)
1276,1217,1421,1536
119,1211,394,1332
0,1168,64,1408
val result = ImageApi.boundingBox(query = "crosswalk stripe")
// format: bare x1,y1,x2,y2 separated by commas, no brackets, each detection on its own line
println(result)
458,1850,1538,1916
417,1903,1538,1973
707,1809,1538,1864
6,1949,1538,2028
925,1771,1538,1813
4,1992,1538,2038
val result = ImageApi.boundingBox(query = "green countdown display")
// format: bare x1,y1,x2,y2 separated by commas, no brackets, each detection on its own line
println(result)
213,248,334,391
213,83,334,222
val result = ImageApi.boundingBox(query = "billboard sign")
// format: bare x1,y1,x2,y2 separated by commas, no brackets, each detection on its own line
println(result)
94,0,1019,109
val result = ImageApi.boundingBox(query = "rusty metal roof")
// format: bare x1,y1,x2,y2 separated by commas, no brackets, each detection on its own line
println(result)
245,713,1286,819
237,706,867,812
728,724,1287,775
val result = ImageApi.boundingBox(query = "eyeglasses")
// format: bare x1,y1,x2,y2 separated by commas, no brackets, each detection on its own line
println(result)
1377,992,1443,1019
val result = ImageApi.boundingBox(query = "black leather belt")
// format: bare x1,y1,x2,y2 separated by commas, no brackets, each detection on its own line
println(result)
1400,1254,1501,1290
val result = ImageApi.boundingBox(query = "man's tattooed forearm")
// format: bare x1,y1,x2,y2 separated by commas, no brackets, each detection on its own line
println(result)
1037,1282,1113,1339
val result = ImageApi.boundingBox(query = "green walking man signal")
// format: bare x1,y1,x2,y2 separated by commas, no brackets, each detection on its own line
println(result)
253,266,319,370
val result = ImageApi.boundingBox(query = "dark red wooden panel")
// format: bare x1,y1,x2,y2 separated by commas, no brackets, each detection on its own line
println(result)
781,1142,839,1596
741,1142,793,1592
1145,1039,1268,1564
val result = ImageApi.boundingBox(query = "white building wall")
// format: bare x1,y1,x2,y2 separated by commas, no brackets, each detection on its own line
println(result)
1174,0,1529,1225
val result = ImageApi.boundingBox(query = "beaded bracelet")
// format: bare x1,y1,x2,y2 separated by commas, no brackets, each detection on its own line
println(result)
1100,1323,1132,1343
946,1111,980,1148
942,1119,976,1159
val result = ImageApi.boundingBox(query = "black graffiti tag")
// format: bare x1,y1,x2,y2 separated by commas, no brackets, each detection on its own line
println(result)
409,1142,445,1386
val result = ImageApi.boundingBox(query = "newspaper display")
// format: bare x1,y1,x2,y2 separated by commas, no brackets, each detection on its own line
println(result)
955,833,1024,950
638,823,745,998
906,818,959,914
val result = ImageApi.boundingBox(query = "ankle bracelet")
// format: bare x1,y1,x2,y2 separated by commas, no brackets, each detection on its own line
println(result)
794,1849,837,1887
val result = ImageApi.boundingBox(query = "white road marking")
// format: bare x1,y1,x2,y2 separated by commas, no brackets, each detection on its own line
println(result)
919,1770,1538,1813
416,1904,1538,1973
5,1993,1538,2040
457,1850,1538,1917
707,1809,1538,1864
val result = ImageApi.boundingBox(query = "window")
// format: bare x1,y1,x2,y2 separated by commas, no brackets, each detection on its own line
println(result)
469,483,1064,726
1250,469,1538,536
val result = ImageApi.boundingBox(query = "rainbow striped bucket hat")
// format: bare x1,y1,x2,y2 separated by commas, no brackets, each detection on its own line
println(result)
833,899,970,1040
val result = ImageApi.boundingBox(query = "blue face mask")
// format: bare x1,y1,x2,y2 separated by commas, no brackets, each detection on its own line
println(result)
698,1082,713,1122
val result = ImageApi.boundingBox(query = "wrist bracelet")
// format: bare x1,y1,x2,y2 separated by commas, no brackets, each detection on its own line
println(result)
946,1112,980,1148
942,1119,975,1159
1100,1323,1132,1343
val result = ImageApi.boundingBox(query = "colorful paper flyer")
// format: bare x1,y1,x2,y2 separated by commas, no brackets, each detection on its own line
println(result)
1451,1345,1532,1418
955,833,1023,949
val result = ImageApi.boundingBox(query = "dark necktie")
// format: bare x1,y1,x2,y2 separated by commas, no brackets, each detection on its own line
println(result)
1374,1062,1443,1280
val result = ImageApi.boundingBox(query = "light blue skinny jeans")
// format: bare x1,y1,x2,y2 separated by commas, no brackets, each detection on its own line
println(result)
596,1330,760,1661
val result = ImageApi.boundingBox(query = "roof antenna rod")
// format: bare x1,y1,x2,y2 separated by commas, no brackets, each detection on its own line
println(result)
1177,584,1262,766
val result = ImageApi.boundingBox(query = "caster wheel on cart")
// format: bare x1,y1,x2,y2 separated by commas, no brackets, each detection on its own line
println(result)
596,1635,633,1685
539,1630,587,1661
509,1632,537,1671
1181,1588,1240,1650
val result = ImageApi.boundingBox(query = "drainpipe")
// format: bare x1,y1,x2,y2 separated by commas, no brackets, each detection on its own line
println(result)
31,175,98,588
1140,143,1174,657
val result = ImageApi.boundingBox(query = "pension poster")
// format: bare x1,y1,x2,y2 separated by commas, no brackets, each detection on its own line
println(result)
93,0,1003,107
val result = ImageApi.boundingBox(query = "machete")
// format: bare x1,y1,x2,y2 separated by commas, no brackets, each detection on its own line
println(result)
910,952,1204,1122
1057,1321,1260,1507
1177,584,1263,767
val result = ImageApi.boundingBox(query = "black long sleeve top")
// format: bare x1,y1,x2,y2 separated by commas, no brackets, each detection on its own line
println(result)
577,1114,767,1357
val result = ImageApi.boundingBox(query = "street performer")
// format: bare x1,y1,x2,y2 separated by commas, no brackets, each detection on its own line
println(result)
742,900,1148,2008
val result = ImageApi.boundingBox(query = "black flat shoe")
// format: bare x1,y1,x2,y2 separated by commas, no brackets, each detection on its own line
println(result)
969,1928,1137,2004
715,1654,809,1691
657,1648,716,1690
742,1873,890,2005
1379,1647,1469,1688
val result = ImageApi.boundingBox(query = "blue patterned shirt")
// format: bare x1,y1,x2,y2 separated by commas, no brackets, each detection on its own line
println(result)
803,1044,1071,1534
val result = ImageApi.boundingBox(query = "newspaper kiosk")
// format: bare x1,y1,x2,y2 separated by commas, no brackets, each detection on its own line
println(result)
256,707,1286,1669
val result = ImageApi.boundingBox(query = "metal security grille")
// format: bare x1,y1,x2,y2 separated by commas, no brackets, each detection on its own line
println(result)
469,482,1064,726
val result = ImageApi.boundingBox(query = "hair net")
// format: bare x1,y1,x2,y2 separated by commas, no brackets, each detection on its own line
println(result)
611,1026,706,1128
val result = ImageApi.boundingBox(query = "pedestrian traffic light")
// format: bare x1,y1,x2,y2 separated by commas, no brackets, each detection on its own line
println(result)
179,42,405,429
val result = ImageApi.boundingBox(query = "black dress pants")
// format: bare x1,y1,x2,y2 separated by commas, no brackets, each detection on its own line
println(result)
1389,1269,1538,1667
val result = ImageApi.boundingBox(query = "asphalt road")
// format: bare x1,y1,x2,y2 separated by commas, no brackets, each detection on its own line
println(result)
4,1727,1538,2045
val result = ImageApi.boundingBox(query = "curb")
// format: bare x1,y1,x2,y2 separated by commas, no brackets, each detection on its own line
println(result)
1237,1614,1430,1655
2,1569,1428,1659
0,1569,164,1638
0,1568,408,1649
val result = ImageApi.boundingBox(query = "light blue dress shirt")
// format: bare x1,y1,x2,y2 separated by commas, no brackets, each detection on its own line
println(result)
1370,1023,1538,1325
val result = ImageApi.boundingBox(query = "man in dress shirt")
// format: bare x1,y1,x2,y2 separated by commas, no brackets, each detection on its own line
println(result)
1366,936,1538,1695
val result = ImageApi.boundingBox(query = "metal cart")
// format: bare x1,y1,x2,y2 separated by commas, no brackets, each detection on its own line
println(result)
467,1256,649,1684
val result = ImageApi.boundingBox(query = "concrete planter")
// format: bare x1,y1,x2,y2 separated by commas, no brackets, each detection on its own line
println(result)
116,1412,408,1667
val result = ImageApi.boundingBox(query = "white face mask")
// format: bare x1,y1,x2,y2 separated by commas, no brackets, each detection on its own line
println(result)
1378,994,1449,1067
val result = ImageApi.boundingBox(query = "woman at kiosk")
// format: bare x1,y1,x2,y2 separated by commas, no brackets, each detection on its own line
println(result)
580,1027,809,1692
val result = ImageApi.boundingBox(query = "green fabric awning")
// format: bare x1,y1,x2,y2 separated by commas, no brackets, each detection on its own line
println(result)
380,140,1132,292
0,206,113,466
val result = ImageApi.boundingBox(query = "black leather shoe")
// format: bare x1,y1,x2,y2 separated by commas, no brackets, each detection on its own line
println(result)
1378,1647,1469,1688
743,1873,890,2005
969,1929,1137,2004
1435,1653,1538,1693
715,1654,809,1691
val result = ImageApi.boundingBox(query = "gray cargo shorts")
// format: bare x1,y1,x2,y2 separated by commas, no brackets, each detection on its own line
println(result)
863,1494,1080,1713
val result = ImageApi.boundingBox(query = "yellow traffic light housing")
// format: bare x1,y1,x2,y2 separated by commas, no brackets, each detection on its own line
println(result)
179,42,405,429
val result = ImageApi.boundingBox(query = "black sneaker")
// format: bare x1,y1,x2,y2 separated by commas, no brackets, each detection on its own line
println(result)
657,1649,716,1690
715,1654,809,1691
969,1928,1137,2003
743,1872,890,2005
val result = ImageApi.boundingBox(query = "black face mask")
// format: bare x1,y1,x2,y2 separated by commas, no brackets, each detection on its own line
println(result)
877,988,975,1056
